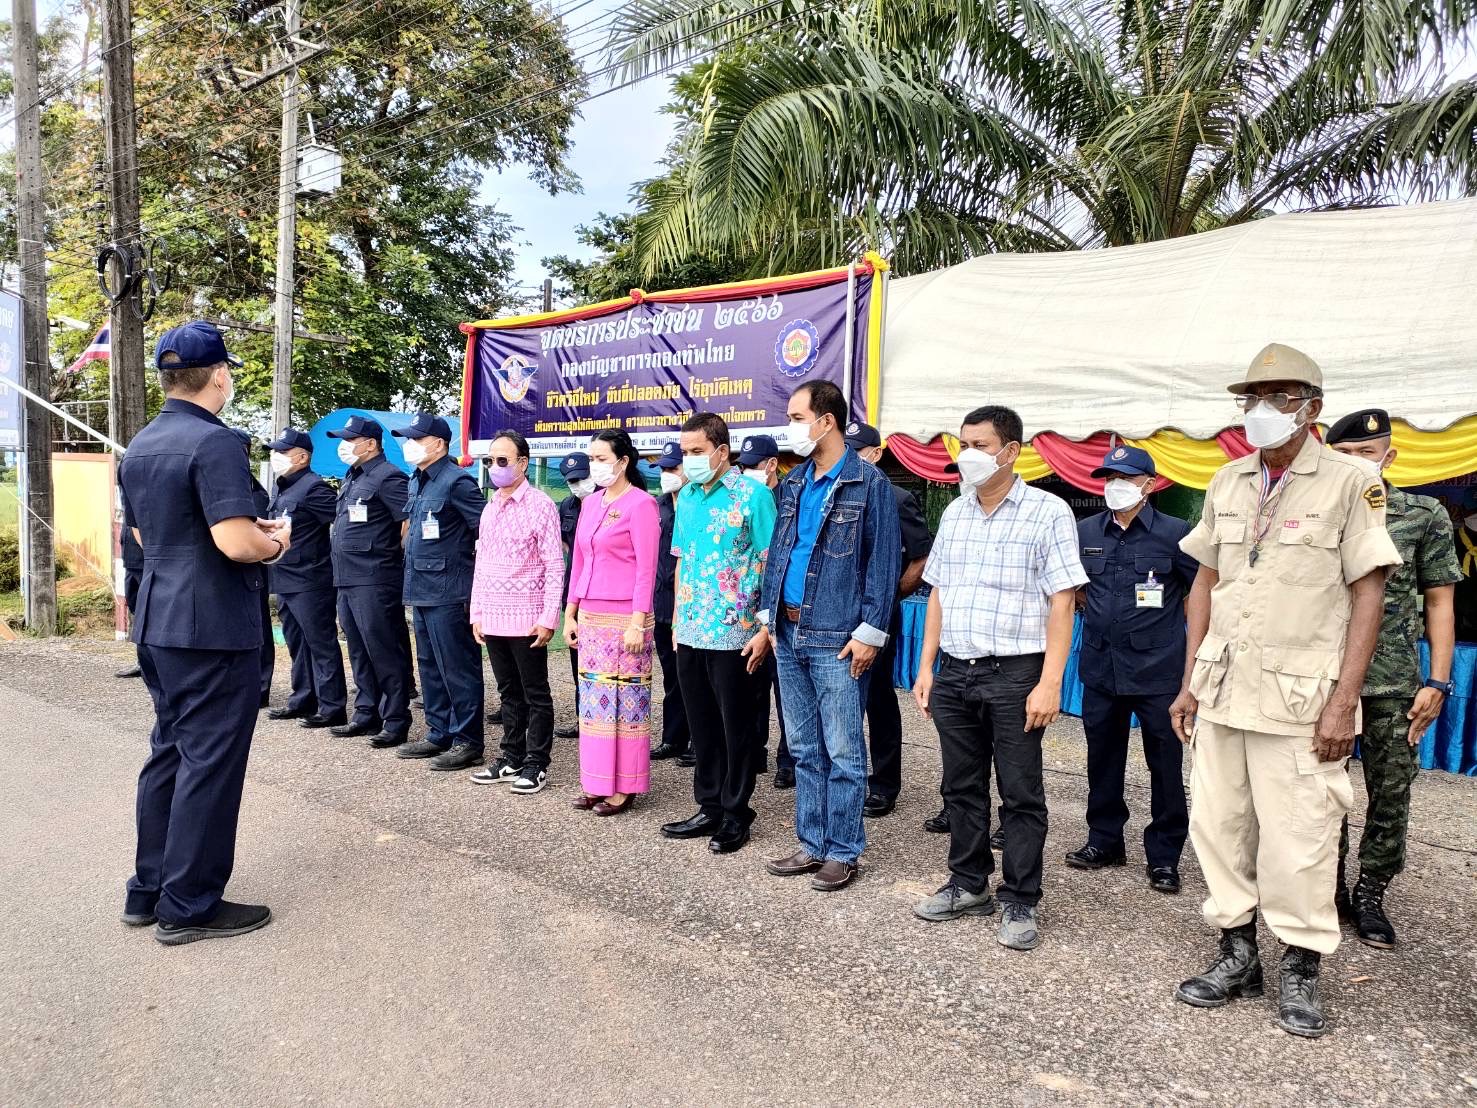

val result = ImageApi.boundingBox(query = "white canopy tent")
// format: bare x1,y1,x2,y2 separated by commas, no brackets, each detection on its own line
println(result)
878,198,1477,443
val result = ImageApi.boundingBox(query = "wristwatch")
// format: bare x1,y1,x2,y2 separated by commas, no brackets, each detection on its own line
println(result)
1423,677,1453,696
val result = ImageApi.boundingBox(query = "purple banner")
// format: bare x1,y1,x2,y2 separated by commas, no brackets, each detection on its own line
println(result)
464,274,871,457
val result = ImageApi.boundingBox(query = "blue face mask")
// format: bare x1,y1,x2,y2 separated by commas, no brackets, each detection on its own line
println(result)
682,453,715,485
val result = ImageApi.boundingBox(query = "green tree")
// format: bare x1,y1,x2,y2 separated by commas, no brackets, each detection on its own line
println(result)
609,0,1477,277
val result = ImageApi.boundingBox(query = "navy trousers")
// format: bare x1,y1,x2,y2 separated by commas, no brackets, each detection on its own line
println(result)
337,583,412,738
654,621,690,754
127,645,259,925
865,617,903,801
277,587,347,717
1080,685,1188,869
413,601,484,751
258,591,275,706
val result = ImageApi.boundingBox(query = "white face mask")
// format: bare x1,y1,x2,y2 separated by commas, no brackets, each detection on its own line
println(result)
789,421,819,458
336,440,360,466
590,461,618,488
269,451,295,476
216,369,235,415
569,477,597,499
659,470,683,495
401,440,428,466
1243,399,1307,450
1349,454,1387,480
955,447,1002,489
742,466,770,482
1104,477,1146,511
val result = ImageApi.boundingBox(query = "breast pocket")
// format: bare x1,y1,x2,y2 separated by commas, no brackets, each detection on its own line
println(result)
1080,555,1107,578
1213,516,1247,576
1275,521,1340,587
824,505,860,558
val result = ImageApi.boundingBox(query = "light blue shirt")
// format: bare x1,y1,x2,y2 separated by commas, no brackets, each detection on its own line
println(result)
781,452,847,607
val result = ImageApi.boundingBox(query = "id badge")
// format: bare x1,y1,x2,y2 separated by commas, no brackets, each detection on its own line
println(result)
348,499,368,523
421,513,441,541
1136,582,1164,609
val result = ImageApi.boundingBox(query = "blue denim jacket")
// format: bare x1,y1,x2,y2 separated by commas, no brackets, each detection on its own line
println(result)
760,448,901,650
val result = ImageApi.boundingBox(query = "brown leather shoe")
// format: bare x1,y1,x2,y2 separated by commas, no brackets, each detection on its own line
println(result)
765,849,823,877
810,859,857,891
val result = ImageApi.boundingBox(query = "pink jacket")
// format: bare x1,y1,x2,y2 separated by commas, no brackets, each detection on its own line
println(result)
567,486,659,615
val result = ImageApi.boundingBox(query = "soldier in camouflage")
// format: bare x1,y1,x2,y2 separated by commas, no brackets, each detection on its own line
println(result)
1326,409,1461,949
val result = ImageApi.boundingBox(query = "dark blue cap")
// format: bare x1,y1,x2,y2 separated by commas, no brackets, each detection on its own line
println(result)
327,415,383,441
655,441,683,469
154,320,242,371
1091,444,1156,479
736,434,779,465
559,451,590,480
391,412,452,441
268,427,313,453
843,421,882,449
229,427,254,451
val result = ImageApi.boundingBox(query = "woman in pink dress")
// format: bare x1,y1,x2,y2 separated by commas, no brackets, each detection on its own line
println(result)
563,430,660,816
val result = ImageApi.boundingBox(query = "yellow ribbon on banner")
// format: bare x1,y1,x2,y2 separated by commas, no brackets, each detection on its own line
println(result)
1122,430,1233,490
942,433,1053,482
1387,415,1477,488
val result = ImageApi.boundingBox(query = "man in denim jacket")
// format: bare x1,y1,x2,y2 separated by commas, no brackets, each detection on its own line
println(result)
758,380,900,892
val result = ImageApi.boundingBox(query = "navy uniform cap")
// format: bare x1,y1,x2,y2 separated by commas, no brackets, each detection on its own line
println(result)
391,412,452,441
736,434,779,466
327,415,384,441
843,422,882,450
560,451,591,480
267,427,313,453
1325,408,1391,446
1091,444,1156,479
154,320,242,370
656,441,683,469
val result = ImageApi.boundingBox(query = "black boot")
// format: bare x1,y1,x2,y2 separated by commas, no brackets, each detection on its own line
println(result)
1352,872,1396,949
1334,865,1353,923
1174,919,1263,1007
1276,946,1328,1038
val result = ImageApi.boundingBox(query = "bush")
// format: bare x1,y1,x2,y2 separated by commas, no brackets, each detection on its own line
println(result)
0,529,19,593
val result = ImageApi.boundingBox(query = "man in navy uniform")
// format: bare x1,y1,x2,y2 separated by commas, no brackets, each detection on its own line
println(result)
650,440,692,762
231,428,277,708
554,450,595,739
736,434,787,780
264,427,347,729
118,320,289,944
1071,445,1197,892
393,414,488,770
327,415,414,747
844,422,933,818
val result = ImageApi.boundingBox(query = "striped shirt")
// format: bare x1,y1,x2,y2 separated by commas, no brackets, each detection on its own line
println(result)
923,476,1087,658
469,481,565,637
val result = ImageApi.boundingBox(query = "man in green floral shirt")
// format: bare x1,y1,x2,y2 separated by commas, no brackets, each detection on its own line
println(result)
659,412,777,856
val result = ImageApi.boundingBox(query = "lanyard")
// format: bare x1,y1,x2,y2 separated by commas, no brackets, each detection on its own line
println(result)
1248,463,1292,567
1460,527,1477,577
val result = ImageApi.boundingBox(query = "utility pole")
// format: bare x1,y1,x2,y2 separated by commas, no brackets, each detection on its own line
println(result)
271,0,301,433
11,0,57,634
541,278,553,313
100,0,147,447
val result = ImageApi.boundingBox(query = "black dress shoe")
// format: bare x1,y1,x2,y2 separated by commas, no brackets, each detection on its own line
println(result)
429,744,485,771
155,901,271,946
661,812,721,839
486,707,503,725
267,705,310,721
554,723,579,739
923,808,950,834
863,793,896,818
121,909,156,927
1065,843,1127,870
299,712,347,729
650,742,682,760
773,767,795,790
708,819,750,854
1147,865,1182,893
675,751,697,768
369,731,407,748
330,719,381,738
409,696,424,709
396,739,445,759
990,827,1005,852
114,664,142,679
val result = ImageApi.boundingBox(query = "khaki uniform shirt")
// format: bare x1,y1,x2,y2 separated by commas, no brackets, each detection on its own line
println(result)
1180,433,1402,737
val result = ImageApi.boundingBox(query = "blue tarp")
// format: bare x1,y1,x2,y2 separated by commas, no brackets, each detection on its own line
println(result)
308,409,464,478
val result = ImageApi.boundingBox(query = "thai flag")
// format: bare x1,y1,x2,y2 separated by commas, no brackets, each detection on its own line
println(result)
66,326,110,374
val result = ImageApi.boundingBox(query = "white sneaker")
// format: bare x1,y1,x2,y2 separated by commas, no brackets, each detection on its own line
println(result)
509,768,548,795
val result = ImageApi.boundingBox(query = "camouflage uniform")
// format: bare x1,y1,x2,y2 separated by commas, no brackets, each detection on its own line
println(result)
1339,484,1462,880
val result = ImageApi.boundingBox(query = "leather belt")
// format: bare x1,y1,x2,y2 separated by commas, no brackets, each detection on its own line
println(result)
782,604,801,622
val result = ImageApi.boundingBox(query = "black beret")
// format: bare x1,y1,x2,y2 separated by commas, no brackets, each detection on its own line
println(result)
1325,408,1390,445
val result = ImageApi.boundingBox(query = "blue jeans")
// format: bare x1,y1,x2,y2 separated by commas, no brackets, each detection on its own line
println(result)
775,619,868,863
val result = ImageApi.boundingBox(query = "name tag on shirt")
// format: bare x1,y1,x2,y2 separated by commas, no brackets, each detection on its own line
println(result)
421,514,440,541
1136,581,1164,609
348,500,368,523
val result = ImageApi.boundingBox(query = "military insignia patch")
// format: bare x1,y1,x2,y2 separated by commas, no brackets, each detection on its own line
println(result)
1365,414,1379,432
1363,484,1387,510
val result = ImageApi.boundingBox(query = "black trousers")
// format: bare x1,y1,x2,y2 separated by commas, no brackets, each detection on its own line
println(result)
127,644,258,925
931,653,1048,905
751,652,787,768
677,645,760,826
865,618,902,800
487,634,554,770
277,587,347,717
654,621,690,753
1080,685,1187,868
258,590,275,705
337,583,413,738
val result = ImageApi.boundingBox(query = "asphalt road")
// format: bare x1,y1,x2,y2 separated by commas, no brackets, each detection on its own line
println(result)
2,638,1474,1106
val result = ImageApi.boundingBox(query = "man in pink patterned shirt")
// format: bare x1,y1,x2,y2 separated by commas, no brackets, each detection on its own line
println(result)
468,431,566,794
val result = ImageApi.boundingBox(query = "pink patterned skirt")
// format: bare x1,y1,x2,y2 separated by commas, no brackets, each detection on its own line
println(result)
576,610,654,796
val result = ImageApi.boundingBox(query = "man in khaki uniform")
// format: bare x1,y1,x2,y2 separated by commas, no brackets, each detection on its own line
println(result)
1168,343,1400,1039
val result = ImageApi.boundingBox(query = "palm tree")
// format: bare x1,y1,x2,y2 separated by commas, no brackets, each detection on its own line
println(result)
608,0,1477,277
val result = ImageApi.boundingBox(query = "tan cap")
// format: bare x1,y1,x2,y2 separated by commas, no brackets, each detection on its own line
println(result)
1227,343,1323,394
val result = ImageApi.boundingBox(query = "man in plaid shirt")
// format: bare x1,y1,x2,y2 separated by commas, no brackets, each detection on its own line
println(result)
911,405,1086,951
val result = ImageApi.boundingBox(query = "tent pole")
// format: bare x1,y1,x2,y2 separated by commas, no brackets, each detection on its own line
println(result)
842,261,857,412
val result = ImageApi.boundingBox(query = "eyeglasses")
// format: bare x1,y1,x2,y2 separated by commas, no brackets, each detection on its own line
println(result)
1233,392,1313,412
489,457,516,467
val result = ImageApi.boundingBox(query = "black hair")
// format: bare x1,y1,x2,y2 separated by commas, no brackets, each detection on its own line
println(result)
492,429,530,460
681,411,730,451
592,429,648,491
793,379,846,428
961,404,1024,446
